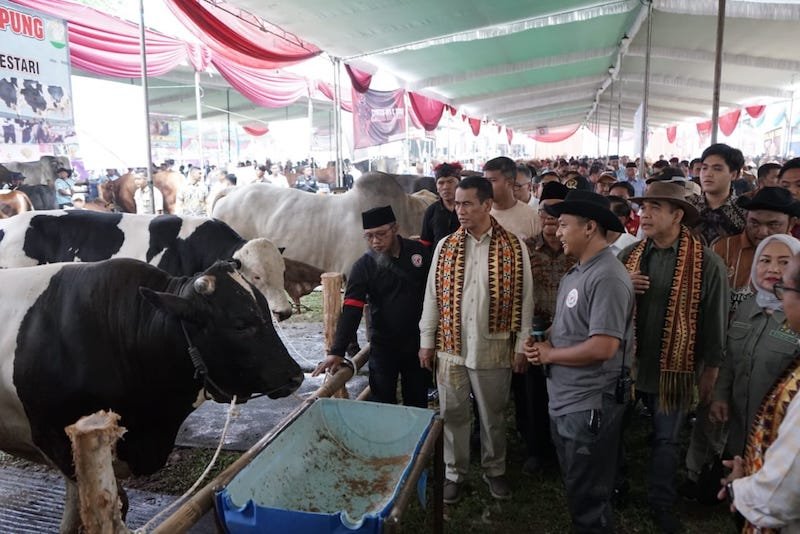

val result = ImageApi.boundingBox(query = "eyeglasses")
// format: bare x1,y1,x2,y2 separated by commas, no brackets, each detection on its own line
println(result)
773,282,800,300
363,227,394,241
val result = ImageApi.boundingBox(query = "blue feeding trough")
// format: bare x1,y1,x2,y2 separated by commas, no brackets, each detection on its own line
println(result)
215,399,437,533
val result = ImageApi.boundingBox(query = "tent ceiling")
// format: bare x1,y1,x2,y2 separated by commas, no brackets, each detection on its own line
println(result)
223,0,800,134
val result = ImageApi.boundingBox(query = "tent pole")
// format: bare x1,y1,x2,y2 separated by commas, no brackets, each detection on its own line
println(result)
404,92,411,173
785,90,796,158
138,0,155,213
617,78,622,156
307,93,314,169
710,0,726,145
639,0,653,180
195,71,204,175
607,81,614,158
333,57,343,188
226,89,231,164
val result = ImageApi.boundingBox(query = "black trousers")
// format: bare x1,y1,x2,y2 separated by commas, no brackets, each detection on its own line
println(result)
551,394,625,534
512,365,555,460
368,343,431,409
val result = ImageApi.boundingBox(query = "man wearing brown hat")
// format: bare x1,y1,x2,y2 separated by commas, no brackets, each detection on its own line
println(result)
314,205,432,408
713,186,800,310
618,181,729,532
524,189,635,533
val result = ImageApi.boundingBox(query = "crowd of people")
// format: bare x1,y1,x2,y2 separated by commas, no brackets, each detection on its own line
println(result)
313,146,800,533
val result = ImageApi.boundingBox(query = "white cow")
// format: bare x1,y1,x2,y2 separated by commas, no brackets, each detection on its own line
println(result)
212,172,436,276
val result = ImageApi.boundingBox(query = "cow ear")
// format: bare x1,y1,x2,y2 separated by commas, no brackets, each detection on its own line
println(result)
139,287,204,323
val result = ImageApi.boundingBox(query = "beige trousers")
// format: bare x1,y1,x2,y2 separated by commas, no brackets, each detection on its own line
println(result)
437,358,512,482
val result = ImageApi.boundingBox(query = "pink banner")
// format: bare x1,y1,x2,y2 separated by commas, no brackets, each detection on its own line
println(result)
506,128,514,144
212,58,309,108
468,117,481,136
242,124,269,136
346,65,373,94
530,124,580,143
719,109,741,137
666,125,677,144
352,88,407,149
316,81,353,113
745,105,766,119
408,92,445,131
165,0,319,69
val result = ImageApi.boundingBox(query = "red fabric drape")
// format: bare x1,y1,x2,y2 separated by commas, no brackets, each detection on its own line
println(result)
530,124,580,143
346,65,373,94
212,57,309,108
696,120,712,136
11,0,198,77
746,105,766,119
408,92,445,131
506,128,514,144
165,0,319,69
468,118,481,136
448,105,458,116
719,109,741,137
242,125,269,136
315,81,353,113
666,125,677,144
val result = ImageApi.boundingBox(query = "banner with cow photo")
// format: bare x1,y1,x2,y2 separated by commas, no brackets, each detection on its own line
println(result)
0,1,74,161
352,88,407,149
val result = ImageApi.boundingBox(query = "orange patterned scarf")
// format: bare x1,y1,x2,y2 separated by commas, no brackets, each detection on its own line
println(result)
435,217,524,355
624,226,704,413
741,352,800,534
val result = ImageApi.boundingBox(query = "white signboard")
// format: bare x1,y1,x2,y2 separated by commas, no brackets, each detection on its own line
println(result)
0,1,73,157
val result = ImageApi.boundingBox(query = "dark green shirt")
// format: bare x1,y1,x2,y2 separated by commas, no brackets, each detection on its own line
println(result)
618,237,729,393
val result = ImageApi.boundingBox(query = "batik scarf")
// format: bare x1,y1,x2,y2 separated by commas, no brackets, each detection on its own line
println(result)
741,353,800,534
624,226,704,413
435,217,524,355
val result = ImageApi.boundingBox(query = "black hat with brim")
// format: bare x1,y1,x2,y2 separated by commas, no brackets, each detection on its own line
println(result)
544,190,625,233
737,186,800,217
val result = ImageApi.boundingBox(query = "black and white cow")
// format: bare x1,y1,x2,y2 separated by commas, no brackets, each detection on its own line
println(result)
0,258,303,532
21,79,46,114
0,210,294,320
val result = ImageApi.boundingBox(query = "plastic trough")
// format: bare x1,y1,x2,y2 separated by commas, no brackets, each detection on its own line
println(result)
214,399,437,533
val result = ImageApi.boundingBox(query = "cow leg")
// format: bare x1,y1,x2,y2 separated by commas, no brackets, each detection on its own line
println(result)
61,479,81,534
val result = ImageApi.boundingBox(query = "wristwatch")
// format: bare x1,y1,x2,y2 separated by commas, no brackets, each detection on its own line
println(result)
726,481,735,506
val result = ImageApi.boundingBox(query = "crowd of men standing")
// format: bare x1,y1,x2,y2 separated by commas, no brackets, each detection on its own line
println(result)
316,145,800,533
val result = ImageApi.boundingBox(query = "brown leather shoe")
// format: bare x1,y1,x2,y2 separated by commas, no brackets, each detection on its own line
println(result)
443,479,462,504
482,473,512,500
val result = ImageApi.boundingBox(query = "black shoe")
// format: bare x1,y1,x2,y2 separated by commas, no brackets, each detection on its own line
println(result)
678,478,698,501
651,507,684,534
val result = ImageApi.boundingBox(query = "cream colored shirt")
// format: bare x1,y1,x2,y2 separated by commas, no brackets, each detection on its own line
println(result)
420,227,534,369
491,200,541,240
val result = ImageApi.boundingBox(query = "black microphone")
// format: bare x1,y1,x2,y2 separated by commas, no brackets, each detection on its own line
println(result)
531,316,549,377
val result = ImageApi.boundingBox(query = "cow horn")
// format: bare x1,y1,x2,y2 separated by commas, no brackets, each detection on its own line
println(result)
193,275,216,295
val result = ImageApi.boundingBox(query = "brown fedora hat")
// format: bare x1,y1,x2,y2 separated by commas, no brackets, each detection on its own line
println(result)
630,181,700,226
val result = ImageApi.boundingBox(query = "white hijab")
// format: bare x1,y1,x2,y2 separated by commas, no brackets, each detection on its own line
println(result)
750,234,800,311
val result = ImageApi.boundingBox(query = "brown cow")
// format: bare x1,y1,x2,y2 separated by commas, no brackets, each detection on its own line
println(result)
0,190,33,218
98,171,181,214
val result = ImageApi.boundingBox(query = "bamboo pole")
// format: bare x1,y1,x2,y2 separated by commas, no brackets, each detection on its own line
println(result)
321,272,343,352
65,411,131,534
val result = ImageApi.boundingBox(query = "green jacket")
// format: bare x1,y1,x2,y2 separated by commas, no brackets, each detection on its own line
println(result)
713,297,800,456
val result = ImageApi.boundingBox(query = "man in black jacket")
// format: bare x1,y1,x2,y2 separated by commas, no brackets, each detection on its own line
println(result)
313,205,432,407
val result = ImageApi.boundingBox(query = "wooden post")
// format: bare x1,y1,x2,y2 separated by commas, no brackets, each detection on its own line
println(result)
65,410,131,534
321,272,343,352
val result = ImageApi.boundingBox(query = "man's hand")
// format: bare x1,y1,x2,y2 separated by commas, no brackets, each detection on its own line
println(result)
526,340,554,366
718,456,745,512
312,355,345,377
698,366,719,405
513,352,528,374
419,348,435,371
709,400,729,423
630,271,650,294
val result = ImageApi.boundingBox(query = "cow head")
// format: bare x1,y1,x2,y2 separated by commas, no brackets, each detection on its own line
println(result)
232,238,293,321
140,260,303,401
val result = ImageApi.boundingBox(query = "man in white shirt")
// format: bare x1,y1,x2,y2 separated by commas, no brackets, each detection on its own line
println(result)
419,176,533,505
269,163,289,188
484,156,540,240
513,164,538,210
133,175,164,214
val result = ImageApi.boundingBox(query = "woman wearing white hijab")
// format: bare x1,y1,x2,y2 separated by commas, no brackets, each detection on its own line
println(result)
710,234,800,457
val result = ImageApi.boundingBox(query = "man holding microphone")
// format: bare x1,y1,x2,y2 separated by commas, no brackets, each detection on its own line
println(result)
524,190,635,533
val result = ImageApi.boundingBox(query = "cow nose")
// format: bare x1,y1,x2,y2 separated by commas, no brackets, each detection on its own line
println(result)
289,373,304,391
275,309,292,322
